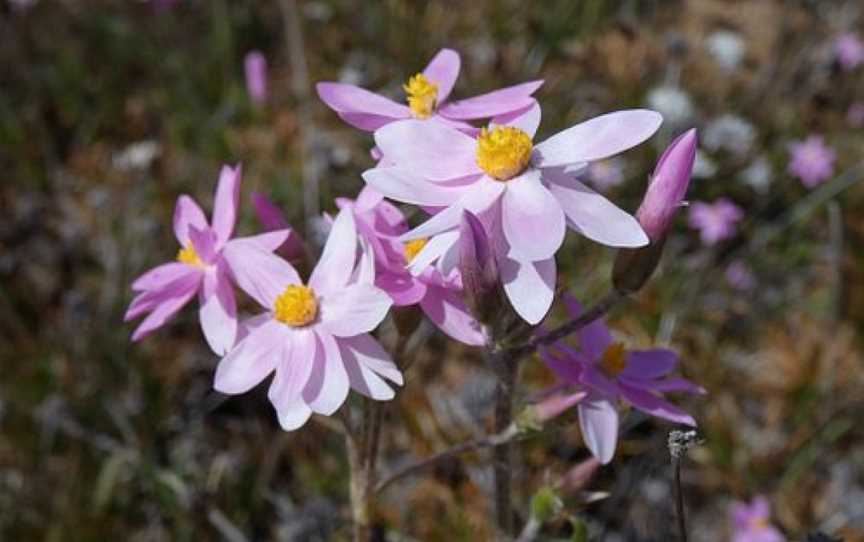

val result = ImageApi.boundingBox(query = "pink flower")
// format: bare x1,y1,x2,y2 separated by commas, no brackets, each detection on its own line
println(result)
540,295,703,463
835,33,864,71
337,187,484,346
637,129,697,242
125,165,289,354
363,103,657,323
688,198,743,245
787,135,836,188
244,50,268,106
730,496,785,542
316,48,542,133
214,209,402,430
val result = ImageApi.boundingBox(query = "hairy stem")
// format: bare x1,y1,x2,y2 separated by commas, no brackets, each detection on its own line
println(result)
490,348,516,537
345,429,372,542
672,455,687,542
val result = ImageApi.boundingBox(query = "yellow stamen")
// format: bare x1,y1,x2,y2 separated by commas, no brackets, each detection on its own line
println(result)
403,238,428,263
177,244,202,267
599,342,628,378
403,73,438,119
476,126,533,180
273,285,318,327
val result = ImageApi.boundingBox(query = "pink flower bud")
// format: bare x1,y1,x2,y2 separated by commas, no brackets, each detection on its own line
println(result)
251,192,306,263
458,211,500,325
534,391,586,423
613,129,696,294
637,128,697,242
244,50,268,106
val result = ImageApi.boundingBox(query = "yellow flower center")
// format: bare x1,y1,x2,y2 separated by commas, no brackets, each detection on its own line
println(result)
273,285,318,327
403,238,429,263
476,126,533,181
599,342,627,378
403,73,438,119
177,244,202,267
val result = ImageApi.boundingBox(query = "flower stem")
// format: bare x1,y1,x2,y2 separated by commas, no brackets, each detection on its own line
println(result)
489,347,516,537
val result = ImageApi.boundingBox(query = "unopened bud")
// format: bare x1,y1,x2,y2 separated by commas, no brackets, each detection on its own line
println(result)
251,192,307,264
613,129,697,294
458,210,501,324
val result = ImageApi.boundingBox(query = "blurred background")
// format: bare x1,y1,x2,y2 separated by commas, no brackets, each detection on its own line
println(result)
2,0,864,540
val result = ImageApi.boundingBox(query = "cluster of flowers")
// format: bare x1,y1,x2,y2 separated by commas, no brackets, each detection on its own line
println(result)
126,48,702,464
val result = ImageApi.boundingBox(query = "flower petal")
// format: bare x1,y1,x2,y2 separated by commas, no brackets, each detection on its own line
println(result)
618,382,696,426
501,170,565,260
131,262,196,292
188,225,217,264
621,349,678,380
309,208,358,295
562,295,612,360
316,82,409,131
540,344,584,384
221,242,301,308
494,100,541,138
173,195,208,246
302,330,350,415
339,336,397,400
213,318,283,394
362,167,471,206
374,119,480,181
578,395,619,464
423,48,460,104
339,333,403,385
276,401,313,431
212,164,241,247
629,377,706,395
199,266,238,355
320,284,392,337
376,270,428,305
438,80,544,120
232,229,292,253
129,273,201,340
268,328,317,410
419,284,485,346
407,230,459,276
534,109,662,167
500,255,556,324
401,179,505,242
546,172,648,248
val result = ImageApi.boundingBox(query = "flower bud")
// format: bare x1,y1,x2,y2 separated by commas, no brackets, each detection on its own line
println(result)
244,50,268,106
458,210,500,324
613,129,696,294
251,192,307,264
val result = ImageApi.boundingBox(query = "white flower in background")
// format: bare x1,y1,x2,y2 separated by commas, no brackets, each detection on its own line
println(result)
112,141,161,171
703,115,756,157
646,85,693,125
692,149,718,179
740,156,773,193
706,30,746,71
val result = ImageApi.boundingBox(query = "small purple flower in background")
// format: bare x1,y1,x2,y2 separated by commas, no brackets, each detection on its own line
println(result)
688,198,743,245
847,102,864,127
540,295,703,463
585,158,625,191
834,33,864,71
364,103,656,323
244,50,268,106
787,135,835,188
730,496,785,542
725,260,756,291
125,165,289,354
214,209,402,431
317,48,542,134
